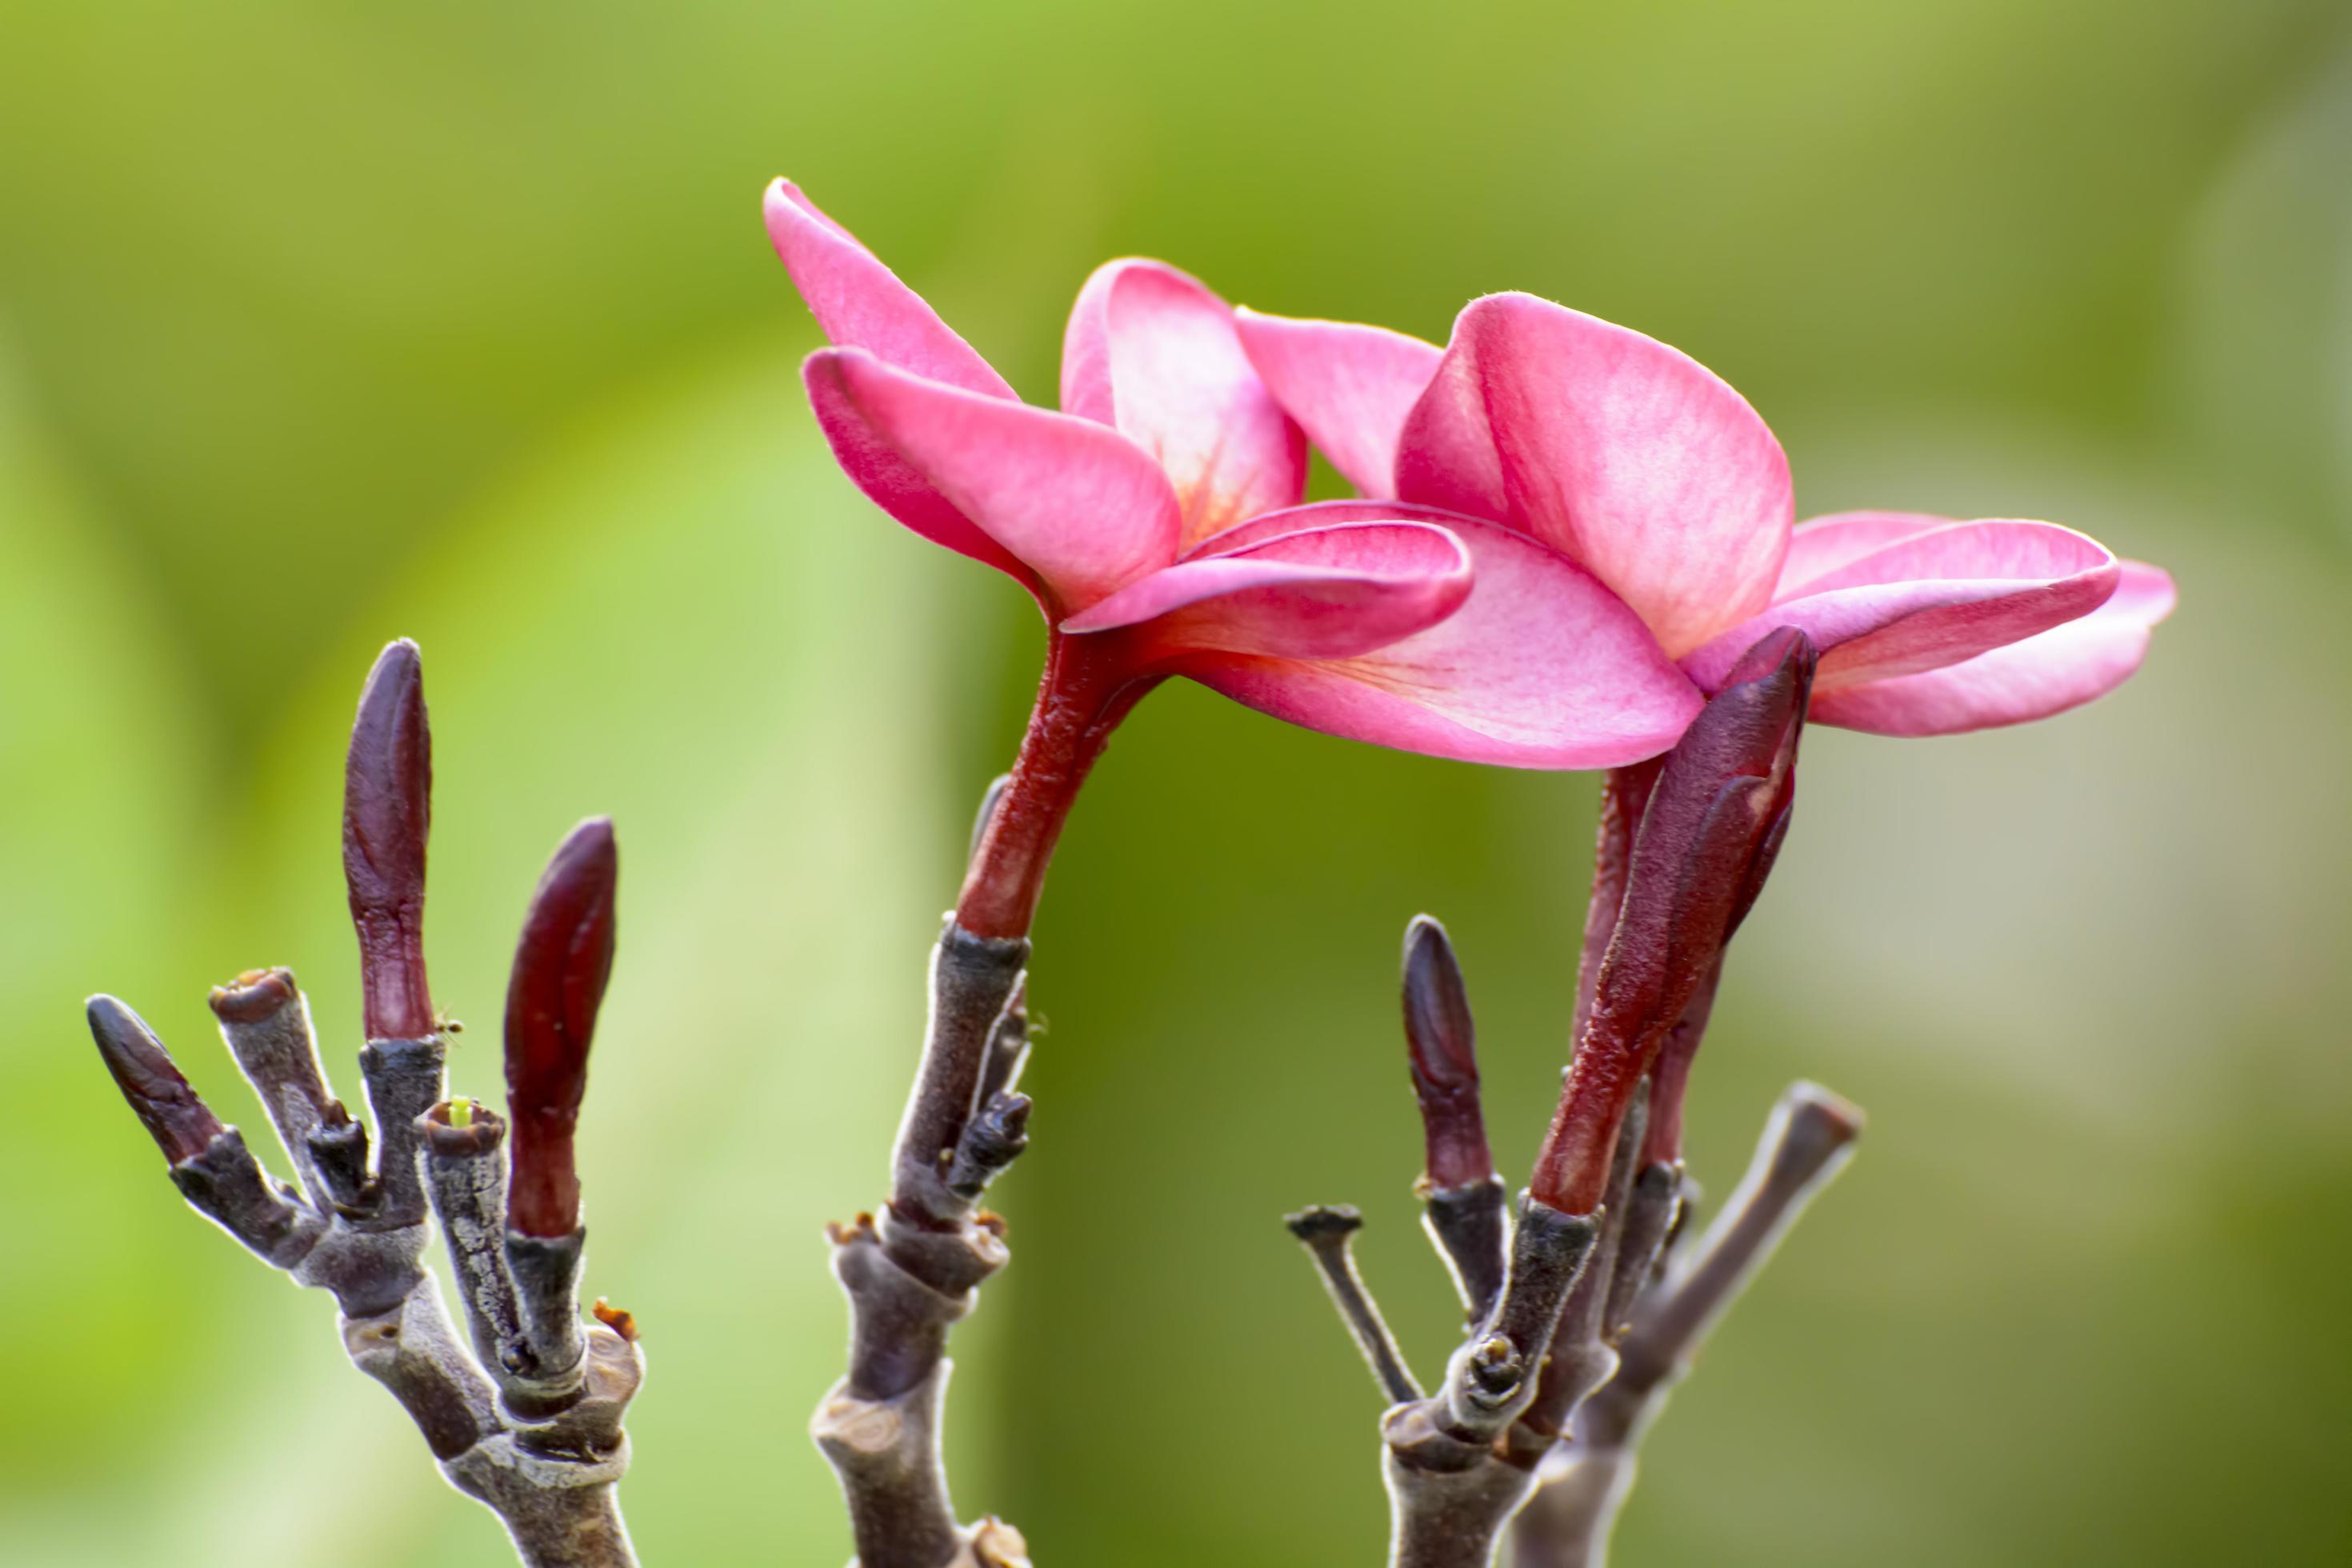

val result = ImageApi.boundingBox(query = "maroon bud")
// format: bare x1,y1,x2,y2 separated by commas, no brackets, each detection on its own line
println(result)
344,639,434,1041
86,996,225,1164
1401,915,1494,1190
505,818,618,1238
1641,958,1721,1167
1532,628,1817,1214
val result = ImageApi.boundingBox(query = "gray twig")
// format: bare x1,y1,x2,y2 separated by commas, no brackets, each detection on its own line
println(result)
1286,1206,1425,1406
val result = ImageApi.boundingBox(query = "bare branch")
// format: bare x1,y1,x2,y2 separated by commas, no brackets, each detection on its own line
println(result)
1286,1206,1424,1406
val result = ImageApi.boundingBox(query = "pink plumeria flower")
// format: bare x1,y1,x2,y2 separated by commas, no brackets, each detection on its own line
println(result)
763,182,1700,936
1235,294,2178,735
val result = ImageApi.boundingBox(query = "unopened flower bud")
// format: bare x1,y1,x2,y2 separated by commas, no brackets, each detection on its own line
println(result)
1531,629,1817,1214
505,818,618,1238
343,639,434,1042
86,996,224,1164
1401,914,1494,1190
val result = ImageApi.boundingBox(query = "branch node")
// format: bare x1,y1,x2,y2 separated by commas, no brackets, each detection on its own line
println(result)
358,1034,448,1228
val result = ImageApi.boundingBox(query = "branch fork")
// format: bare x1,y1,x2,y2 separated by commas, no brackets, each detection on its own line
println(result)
1282,631,1862,1567
83,640,642,1567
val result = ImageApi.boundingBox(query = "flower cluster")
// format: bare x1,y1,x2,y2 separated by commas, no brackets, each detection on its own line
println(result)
764,180,2175,942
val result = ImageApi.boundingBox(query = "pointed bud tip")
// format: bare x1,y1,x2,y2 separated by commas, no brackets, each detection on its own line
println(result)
346,638,434,1040
86,995,224,1163
370,636,422,679
1401,914,1475,1088
542,814,618,880
1722,625,1817,690
503,818,622,1239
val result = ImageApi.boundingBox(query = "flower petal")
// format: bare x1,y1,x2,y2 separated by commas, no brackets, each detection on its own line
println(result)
804,347,1180,610
1061,520,1470,659
1231,308,1442,498
1682,519,2121,693
764,178,1015,400
1776,510,1948,596
1060,261,1306,547
1810,560,2176,735
1394,293,1792,658
1177,502,1703,769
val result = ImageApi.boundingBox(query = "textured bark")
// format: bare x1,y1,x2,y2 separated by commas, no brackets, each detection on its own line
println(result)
1375,1198,1598,1568
815,914,1033,1566
89,978,642,1566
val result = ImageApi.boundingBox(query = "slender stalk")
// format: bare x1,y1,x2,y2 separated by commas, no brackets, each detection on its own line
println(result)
954,630,1157,939
1286,1206,1425,1406
1569,762,1661,1054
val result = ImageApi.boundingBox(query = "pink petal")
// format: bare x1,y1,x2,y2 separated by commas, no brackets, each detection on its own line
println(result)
804,348,1180,611
1231,308,1442,498
1393,293,1792,659
1811,560,2176,735
1777,511,1949,596
764,179,1015,400
1062,520,1470,658
1682,519,2121,693
1177,502,1703,769
1059,261,1306,548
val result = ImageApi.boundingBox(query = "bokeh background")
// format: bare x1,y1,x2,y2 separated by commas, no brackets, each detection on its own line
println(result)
5,2,2350,1563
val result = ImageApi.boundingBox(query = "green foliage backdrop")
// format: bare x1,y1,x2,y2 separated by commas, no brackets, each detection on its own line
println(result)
2,2,2346,1562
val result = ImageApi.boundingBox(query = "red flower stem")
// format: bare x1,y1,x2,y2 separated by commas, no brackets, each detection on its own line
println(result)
1569,760,1662,1053
954,630,1157,939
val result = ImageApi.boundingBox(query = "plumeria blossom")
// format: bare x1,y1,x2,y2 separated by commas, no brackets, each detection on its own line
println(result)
764,181,1702,936
1234,294,2177,734
1238,291,2176,1212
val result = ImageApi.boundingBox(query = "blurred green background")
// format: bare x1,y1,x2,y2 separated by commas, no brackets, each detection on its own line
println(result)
4,2,2349,1562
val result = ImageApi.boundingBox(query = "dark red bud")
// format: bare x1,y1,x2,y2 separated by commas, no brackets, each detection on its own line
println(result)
505,817,618,1238
1401,915,1494,1189
86,996,225,1164
1642,958,1722,1166
344,639,434,1040
1531,629,1817,1214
